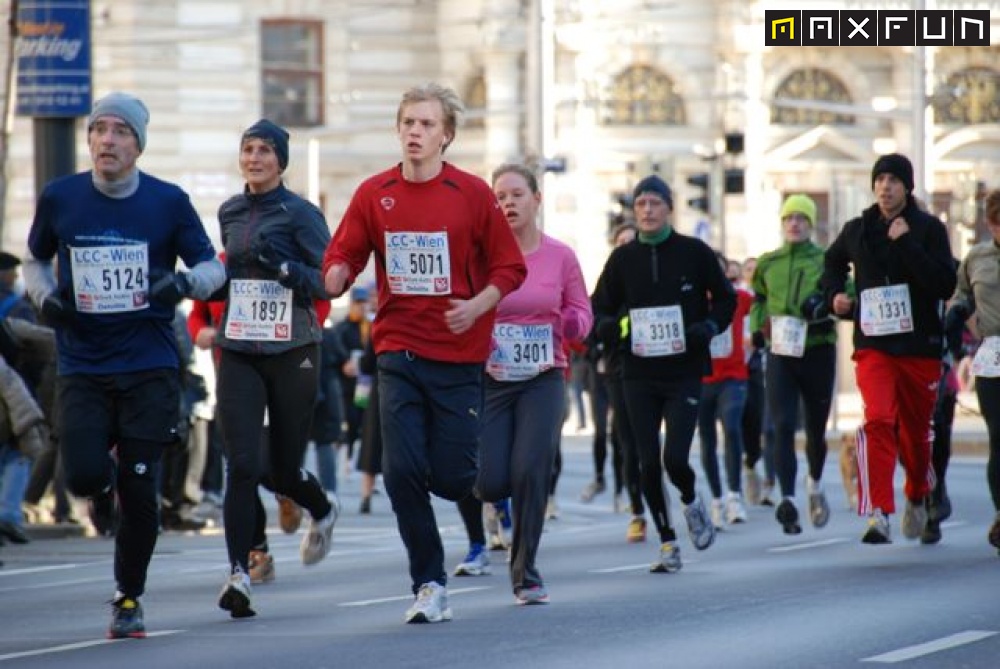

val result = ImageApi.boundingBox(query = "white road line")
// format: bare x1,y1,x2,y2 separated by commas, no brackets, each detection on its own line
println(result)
768,538,850,553
0,630,183,662
589,563,653,574
589,560,699,574
862,630,997,663
0,564,87,577
339,586,492,607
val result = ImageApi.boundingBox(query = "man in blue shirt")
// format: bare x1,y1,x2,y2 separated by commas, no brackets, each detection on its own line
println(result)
23,92,225,639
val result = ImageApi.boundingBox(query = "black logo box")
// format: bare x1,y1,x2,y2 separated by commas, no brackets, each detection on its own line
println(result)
764,10,990,46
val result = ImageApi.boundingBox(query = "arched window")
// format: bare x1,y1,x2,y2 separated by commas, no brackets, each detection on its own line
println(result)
933,67,1000,125
771,68,855,125
602,65,685,126
464,70,487,129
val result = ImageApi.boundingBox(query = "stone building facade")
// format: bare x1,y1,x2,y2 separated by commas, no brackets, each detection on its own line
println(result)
1,0,997,292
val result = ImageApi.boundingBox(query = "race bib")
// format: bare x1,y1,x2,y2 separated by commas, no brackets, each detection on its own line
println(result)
69,242,149,313
859,284,913,336
972,336,1000,378
486,323,554,381
629,306,685,357
385,231,451,295
709,326,734,359
224,280,293,341
770,315,807,358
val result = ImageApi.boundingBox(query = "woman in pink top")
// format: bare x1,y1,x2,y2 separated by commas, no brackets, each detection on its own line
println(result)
452,163,592,605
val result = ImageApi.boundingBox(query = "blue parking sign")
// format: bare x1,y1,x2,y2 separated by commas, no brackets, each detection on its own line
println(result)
16,0,92,117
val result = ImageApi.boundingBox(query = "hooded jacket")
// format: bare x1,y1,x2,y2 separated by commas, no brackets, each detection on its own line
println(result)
821,198,955,359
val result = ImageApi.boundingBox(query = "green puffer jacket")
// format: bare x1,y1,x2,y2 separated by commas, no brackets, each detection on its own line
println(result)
749,240,837,349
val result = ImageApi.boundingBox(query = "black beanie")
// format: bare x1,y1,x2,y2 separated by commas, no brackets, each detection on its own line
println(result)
632,174,673,209
871,153,914,193
242,119,290,171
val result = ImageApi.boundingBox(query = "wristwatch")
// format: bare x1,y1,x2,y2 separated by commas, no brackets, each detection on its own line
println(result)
279,261,289,280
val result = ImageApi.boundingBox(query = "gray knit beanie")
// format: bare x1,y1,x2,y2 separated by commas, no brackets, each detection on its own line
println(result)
88,92,150,151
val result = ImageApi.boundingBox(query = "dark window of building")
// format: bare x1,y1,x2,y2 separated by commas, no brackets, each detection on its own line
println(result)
261,19,324,127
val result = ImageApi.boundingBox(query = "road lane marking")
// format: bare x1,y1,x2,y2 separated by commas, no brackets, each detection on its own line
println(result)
339,586,492,607
589,560,699,574
0,630,183,662
0,564,87,577
768,538,850,553
862,630,997,663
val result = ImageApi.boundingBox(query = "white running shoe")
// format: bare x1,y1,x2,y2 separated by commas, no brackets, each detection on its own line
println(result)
725,492,748,524
649,542,682,573
405,582,453,623
453,544,491,576
806,477,830,528
683,494,716,550
218,569,255,618
300,495,340,566
710,497,726,530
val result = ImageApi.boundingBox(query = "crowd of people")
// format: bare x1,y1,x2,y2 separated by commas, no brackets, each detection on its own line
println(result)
3,84,1000,641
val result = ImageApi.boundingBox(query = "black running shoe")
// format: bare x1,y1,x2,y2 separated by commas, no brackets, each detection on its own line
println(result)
108,596,146,639
921,519,942,545
775,499,802,535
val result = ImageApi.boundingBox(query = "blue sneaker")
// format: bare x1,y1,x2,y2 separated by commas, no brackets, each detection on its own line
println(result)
454,543,491,576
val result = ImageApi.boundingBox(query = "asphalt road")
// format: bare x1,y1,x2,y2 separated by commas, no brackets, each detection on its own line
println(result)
1,436,998,669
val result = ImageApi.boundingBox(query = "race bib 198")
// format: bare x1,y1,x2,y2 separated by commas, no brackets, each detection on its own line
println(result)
770,315,807,358
972,336,1000,378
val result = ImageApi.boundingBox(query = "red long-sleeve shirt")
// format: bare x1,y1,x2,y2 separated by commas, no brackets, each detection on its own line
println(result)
323,163,526,363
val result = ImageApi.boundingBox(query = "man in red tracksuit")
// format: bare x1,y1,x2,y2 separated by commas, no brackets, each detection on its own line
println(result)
821,153,955,544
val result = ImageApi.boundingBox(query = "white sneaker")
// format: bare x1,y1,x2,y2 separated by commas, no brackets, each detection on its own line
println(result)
683,494,716,551
725,492,748,524
300,495,341,566
862,508,892,544
404,582,453,623
806,477,830,528
710,497,726,530
649,542,682,573
545,495,559,520
218,569,255,618
453,544,491,576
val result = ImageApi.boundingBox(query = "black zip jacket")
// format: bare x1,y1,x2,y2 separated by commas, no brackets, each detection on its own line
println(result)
591,230,736,381
821,198,955,359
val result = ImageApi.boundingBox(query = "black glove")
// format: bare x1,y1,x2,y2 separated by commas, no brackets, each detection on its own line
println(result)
150,272,191,306
800,293,829,322
751,330,766,350
40,293,73,327
595,317,619,347
276,260,304,289
685,320,718,349
252,236,283,273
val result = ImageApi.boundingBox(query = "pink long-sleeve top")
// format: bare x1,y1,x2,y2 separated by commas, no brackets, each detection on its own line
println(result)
492,233,593,371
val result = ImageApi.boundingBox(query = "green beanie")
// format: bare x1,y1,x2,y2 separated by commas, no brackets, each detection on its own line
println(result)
779,194,817,226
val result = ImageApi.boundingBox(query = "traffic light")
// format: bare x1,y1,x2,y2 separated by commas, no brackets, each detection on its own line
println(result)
724,168,745,194
687,172,710,214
